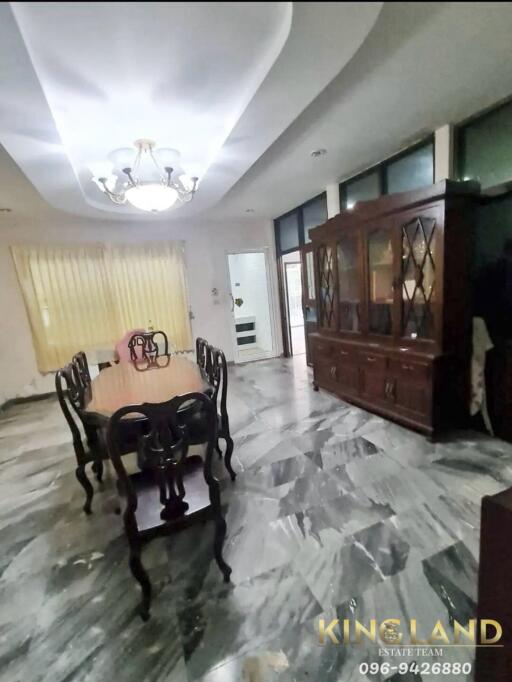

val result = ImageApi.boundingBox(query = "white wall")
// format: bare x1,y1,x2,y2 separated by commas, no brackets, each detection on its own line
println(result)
0,178,281,403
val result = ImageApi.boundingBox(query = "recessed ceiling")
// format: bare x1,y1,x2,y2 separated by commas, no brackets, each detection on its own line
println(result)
0,1,383,220
4,2,511,225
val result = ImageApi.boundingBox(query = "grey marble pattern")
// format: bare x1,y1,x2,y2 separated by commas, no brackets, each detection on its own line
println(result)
2,357,512,681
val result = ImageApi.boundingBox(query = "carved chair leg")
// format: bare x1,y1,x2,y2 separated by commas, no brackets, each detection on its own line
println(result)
75,464,94,514
92,460,103,483
213,515,232,583
223,435,236,481
129,547,152,621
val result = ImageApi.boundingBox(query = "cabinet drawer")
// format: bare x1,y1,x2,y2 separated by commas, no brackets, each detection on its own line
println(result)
336,343,356,362
312,339,336,359
389,359,430,381
358,351,387,372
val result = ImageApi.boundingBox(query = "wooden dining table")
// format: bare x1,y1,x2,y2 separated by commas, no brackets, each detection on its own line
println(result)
83,354,211,423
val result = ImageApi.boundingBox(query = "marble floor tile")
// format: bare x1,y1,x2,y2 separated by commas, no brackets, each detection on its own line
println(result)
177,562,322,680
1,355,510,681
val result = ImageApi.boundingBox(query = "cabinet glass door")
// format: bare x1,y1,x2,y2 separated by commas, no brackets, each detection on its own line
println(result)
317,243,336,329
368,228,394,335
401,216,437,339
337,234,360,332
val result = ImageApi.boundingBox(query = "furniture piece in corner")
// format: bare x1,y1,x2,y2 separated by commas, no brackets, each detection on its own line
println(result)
106,392,232,620
308,180,479,437
474,488,512,681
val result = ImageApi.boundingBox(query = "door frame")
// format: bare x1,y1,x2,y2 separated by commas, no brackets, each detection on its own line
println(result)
225,248,279,364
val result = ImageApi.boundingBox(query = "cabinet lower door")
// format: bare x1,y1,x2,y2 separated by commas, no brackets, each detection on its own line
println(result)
392,378,431,422
337,361,359,396
359,366,388,404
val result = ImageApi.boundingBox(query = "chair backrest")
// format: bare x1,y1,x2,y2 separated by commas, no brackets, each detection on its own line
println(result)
106,393,218,522
55,364,86,458
128,331,169,362
208,347,229,432
72,351,91,390
116,328,146,362
196,337,213,375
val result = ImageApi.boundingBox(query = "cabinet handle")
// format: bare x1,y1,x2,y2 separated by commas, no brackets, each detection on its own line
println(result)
402,364,414,371
366,356,376,362
340,350,348,356
330,366,337,379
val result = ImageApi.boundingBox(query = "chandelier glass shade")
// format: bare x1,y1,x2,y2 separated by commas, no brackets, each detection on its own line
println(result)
91,139,198,213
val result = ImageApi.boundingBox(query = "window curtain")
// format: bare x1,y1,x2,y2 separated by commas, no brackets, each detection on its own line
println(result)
11,242,192,372
105,243,192,353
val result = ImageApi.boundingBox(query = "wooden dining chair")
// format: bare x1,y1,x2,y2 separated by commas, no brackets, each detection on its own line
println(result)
115,328,146,362
208,347,236,481
107,392,232,620
128,330,169,362
195,337,209,372
55,364,106,514
72,351,91,390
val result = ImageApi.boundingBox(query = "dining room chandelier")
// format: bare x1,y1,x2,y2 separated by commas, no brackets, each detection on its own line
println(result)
92,139,198,213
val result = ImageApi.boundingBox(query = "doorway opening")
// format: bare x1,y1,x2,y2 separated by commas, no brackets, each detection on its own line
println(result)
283,252,305,356
227,251,276,363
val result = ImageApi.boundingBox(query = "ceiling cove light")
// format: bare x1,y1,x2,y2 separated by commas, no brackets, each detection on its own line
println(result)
91,139,199,213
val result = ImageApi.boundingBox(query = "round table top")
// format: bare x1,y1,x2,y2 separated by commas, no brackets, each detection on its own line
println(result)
83,355,210,420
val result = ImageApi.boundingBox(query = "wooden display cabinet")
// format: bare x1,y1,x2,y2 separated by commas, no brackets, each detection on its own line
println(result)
309,180,478,437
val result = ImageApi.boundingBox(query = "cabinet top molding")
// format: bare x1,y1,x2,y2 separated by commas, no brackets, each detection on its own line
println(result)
310,180,481,240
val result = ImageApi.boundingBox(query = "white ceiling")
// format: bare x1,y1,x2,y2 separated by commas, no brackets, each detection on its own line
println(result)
1,2,512,224
0,1,382,220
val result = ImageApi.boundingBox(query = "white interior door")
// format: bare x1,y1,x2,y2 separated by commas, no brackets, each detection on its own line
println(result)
227,251,276,363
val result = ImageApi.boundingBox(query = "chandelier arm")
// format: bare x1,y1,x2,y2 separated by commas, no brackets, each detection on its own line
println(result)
122,168,137,188
149,147,166,179
98,179,126,205
132,147,143,176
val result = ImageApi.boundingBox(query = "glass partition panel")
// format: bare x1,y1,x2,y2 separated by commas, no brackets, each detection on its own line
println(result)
386,143,434,194
345,171,380,209
337,235,360,331
277,212,300,252
303,195,327,243
458,100,512,188
368,229,393,335
401,216,436,339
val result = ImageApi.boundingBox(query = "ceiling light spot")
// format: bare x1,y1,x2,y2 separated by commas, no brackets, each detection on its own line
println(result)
310,148,327,158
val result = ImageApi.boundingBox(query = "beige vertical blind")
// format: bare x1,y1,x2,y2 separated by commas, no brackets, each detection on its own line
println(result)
11,242,192,372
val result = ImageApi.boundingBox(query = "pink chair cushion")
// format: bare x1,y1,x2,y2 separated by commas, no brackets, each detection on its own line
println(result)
115,328,146,362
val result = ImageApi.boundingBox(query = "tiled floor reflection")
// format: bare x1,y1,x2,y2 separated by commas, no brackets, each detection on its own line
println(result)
1,356,511,681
